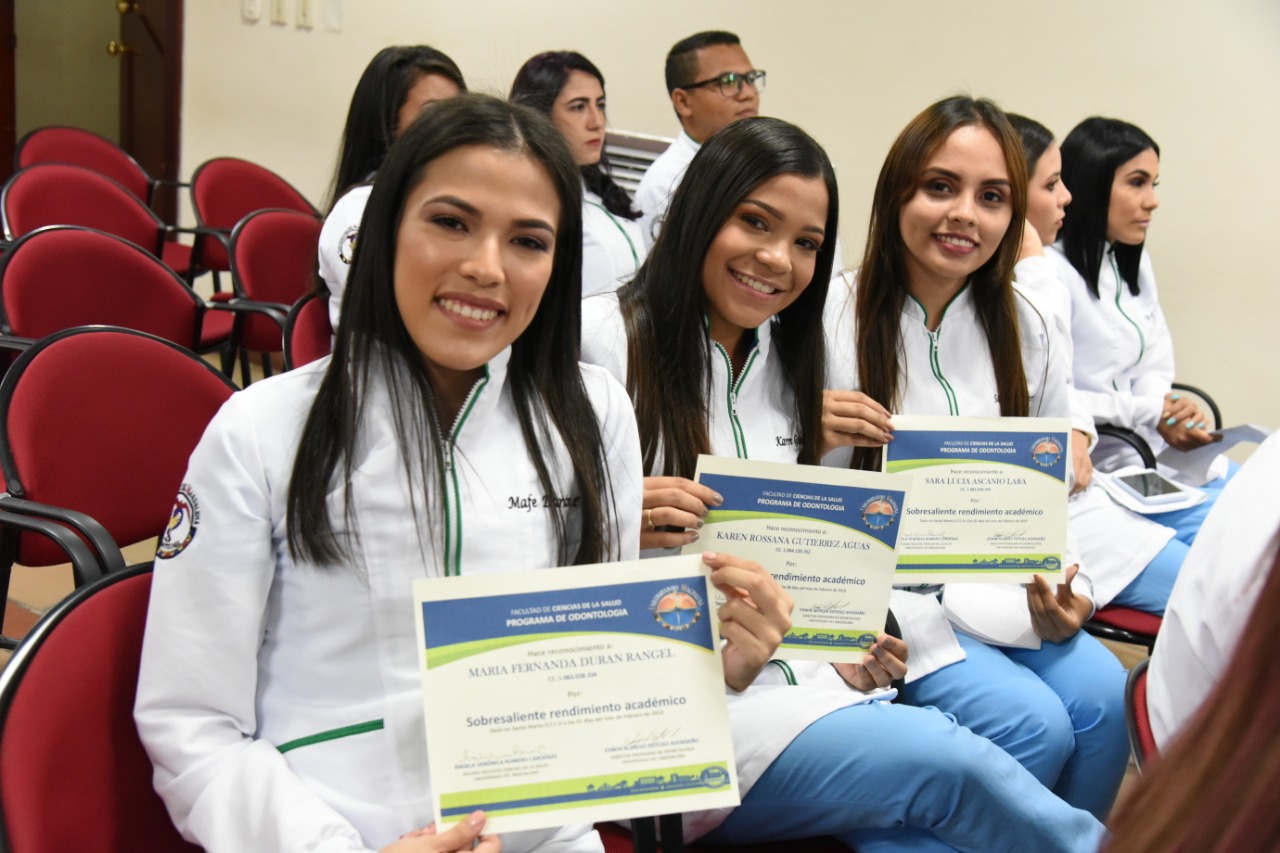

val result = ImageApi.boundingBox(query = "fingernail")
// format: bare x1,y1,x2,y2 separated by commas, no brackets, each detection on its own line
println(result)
468,811,485,829
1166,417,1178,426
1196,421,1205,429
696,519,704,528
1185,420,1195,429
710,491,724,505
687,532,700,542
1170,393,1181,401
702,551,718,561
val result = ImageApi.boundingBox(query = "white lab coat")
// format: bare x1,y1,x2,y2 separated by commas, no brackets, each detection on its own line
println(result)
580,291,889,840
633,131,699,251
1148,431,1280,748
135,349,643,853
1044,243,1226,484
581,186,646,296
823,271,1113,674
1015,255,1177,605
317,184,373,331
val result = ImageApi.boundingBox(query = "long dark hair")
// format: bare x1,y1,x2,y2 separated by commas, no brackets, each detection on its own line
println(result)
326,45,466,210
1058,117,1159,298
509,51,639,221
618,116,838,476
1008,113,1055,176
289,94,615,569
853,96,1029,470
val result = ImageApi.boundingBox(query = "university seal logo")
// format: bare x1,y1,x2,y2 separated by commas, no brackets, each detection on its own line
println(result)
649,584,704,632
860,495,899,531
1030,437,1064,468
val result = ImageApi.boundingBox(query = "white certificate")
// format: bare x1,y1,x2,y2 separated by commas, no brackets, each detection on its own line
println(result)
884,416,1069,583
685,455,910,662
413,556,739,834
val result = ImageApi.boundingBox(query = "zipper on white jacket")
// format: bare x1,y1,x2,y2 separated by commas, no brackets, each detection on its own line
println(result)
1109,252,1145,367
435,371,490,577
711,341,759,458
908,293,961,416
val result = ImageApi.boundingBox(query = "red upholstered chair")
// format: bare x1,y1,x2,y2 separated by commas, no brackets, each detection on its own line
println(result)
0,226,240,373
1126,658,1158,774
0,327,236,647
227,208,322,383
1084,604,1161,654
14,125,182,213
0,164,203,282
0,563,201,852
189,157,319,290
284,290,334,370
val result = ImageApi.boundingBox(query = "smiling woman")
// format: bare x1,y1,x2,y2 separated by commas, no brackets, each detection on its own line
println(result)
134,94,643,853
511,51,647,296
578,115,1105,853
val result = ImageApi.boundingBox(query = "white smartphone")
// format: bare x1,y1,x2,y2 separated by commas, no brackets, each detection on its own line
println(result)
1111,470,1189,505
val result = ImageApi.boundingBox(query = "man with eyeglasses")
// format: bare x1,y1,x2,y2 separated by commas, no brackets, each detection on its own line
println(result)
636,30,766,248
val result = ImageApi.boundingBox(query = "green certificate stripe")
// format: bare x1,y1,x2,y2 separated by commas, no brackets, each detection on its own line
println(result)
440,761,733,817
885,458,1064,484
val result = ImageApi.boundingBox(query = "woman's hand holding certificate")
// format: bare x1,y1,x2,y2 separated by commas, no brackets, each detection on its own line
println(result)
821,389,895,455
1025,564,1090,643
641,476,722,549
832,633,910,691
706,551,794,691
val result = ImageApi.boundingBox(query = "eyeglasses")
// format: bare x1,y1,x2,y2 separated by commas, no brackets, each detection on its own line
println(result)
680,69,767,97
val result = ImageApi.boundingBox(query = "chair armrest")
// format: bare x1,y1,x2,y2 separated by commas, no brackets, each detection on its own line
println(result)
207,298,288,330
1171,381,1222,430
0,495,126,577
0,506,107,587
0,334,37,354
1096,424,1157,469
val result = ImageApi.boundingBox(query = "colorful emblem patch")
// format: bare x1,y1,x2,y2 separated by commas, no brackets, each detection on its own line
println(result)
860,495,899,530
1030,436,1064,468
156,484,200,560
649,584,705,632
337,225,359,265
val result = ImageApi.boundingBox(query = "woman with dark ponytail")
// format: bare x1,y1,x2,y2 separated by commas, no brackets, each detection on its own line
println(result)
511,51,646,295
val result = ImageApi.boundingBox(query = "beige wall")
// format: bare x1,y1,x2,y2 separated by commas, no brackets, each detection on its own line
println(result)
183,0,1280,433
16,0,119,140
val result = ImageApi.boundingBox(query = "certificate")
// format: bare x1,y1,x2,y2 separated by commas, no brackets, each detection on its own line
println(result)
684,455,910,662
884,416,1069,582
413,556,739,834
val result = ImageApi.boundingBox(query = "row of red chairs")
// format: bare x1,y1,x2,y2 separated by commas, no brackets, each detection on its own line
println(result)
2,125,324,385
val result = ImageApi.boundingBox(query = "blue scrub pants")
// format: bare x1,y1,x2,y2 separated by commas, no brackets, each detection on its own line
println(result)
901,631,1128,820
1148,460,1239,546
701,701,1104,853
1110,536,1187,615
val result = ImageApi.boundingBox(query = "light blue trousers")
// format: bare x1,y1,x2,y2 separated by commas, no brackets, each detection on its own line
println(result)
1110,536,1187,615
1147,459,1239,546
901,630,1128,820
701,701,1104,853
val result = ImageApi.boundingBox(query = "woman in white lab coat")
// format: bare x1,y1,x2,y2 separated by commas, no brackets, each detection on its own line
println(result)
1050,117,1235,542
319,45,467,329
136,95,645,853
511,52,646,297
582,116,1104,853
823,97,1129,819
1006,113,1190,616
